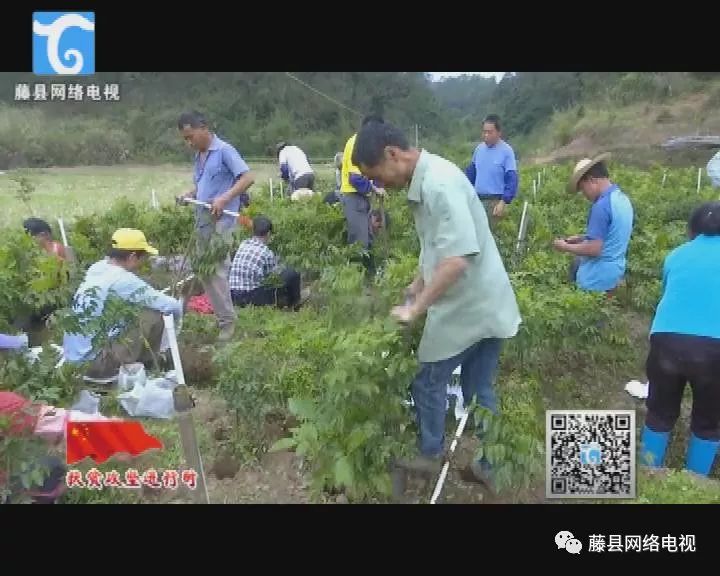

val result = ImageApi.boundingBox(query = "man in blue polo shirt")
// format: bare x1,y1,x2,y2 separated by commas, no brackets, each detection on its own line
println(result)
465,114,518,224
177,111,256,342
553,154,634,292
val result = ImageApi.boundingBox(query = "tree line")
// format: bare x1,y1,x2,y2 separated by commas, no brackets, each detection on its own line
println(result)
0,72,716,167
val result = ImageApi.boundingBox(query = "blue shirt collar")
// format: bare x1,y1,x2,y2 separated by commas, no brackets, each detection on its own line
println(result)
196,134,221,159
207,134,221,151
596,182,618,202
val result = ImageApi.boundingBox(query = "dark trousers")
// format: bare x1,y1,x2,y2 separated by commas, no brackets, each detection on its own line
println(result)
341,193,371,248
293,173,315,191
4,455,66,504
412,338,503,457
85,310,165,380
231,268,301,309
645,333,720,440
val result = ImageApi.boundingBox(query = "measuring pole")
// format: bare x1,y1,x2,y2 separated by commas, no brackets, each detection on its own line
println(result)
181,197,240,219
164,314,210,504
430,410,470,504
57,218,69,247
697,168,702,194
516,201,529,254
279,180,283,198
532,179,537,200
269,178,274,202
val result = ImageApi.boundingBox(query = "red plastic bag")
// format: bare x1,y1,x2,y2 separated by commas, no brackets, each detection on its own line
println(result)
187,294,214,315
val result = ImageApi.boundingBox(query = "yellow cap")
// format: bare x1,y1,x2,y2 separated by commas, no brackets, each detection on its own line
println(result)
111,228,159,255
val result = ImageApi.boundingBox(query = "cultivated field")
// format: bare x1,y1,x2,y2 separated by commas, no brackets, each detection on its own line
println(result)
2,161,720,505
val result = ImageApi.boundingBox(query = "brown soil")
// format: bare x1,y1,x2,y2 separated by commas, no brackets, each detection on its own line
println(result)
155,310,660,505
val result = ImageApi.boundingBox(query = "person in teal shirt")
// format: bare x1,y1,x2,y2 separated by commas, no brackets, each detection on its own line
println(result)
352,120,521,492
553,154,634,292
640,201,720,477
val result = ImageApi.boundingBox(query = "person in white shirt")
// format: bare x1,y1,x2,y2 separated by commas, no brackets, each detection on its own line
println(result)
276,142,315,192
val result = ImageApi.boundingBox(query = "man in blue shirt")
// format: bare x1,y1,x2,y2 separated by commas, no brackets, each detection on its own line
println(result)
177,111,255,342
63,228,183,379
553,154,634,293
465,114,518,223
640,201,720,477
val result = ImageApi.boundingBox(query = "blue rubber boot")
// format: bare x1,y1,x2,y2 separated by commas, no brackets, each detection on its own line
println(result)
685,434,720,476
640,426,669,467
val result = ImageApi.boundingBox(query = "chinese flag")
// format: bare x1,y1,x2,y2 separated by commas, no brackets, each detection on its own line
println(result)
65,421,163,465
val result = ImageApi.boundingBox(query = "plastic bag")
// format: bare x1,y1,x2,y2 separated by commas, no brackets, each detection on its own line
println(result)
118,363,146,393
33,406,68,441
71,389,101,414
117,371,179,419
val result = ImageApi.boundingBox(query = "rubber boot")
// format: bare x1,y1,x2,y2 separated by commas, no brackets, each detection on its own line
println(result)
640,426,669,468
685,434,720,476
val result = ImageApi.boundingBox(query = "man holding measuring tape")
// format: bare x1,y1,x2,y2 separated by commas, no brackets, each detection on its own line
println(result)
177,111,256,342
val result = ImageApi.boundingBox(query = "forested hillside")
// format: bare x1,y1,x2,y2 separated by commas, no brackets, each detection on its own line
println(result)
0,72,457,167
0,71,719,168
433,72,720,164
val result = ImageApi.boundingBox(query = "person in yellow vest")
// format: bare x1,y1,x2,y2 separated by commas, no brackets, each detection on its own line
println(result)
340,115,386,248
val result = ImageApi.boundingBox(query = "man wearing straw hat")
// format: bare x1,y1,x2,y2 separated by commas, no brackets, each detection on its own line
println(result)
553,153,634,293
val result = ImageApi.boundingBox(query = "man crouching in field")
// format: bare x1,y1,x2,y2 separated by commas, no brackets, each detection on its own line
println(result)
63,229,182,379
229,215,310,310
352,122,522,490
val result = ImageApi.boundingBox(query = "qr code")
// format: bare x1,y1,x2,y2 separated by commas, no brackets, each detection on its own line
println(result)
546,410,636,499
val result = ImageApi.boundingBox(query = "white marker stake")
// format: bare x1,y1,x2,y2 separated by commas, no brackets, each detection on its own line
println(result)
151,189,158,209
533,179,537,200
269,178,274,202
697,168,702,194
516,201,529,254
163,314,210,505
430,410,470,504
57,218,69,247
661,171,667,188
280,180,283,198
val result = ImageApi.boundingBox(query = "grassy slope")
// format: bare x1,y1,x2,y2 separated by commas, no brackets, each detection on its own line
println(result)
524,81,720,167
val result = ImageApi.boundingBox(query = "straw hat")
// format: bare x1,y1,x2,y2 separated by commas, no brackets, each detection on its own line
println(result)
567,152,611,193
